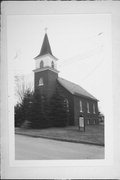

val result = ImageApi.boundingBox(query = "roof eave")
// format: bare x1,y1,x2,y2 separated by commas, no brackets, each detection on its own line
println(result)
34,53,58,61
33,66,59,74
74,92,99,101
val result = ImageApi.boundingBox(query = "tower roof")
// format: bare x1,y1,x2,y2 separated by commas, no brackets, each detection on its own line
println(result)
40,33,53,56
35,33,55,59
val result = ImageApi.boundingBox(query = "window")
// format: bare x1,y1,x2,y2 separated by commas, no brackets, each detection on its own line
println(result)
93,104,96,114
40,60,44,68
39,78,44,86
79,100,83,112
64,98,69,112
51,61,54,68
87,102,90,113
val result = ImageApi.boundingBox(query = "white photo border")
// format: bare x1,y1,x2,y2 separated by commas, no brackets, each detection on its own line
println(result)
1,1,120,179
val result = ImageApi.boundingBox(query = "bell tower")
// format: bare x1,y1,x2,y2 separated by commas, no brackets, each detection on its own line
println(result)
33,29,59,100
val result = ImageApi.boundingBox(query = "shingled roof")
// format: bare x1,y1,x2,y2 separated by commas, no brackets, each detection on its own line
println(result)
34,33,58,60
57,77,97,100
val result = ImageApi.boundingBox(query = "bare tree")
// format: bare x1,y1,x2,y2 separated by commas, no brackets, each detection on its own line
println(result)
14,75,33,104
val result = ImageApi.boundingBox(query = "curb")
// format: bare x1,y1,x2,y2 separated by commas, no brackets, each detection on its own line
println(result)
15,132,104,147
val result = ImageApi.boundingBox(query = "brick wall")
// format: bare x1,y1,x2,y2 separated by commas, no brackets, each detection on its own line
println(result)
34,69,99,127
34,69,58,100
73,95,99,126
56,81,99,126
56,81,74,125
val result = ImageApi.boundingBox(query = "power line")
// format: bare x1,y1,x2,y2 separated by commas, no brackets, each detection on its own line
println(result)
81,56,104,82
58,32,104,68
58,44,103,69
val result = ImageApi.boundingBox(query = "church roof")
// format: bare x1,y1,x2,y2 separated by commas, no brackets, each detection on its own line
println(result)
57,77,98,100
35,33,56,59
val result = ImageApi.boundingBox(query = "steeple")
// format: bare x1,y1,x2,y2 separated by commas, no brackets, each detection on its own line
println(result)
33,29,59,100
34,29,58,73
40,33,53,56
35,30,54,59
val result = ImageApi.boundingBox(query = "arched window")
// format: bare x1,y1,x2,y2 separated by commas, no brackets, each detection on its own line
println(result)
40,60,44,68
39,78,44,86
64,98,69,112
79,100,83,112
51,61,54,68
87,102,90,113
93,104,96,114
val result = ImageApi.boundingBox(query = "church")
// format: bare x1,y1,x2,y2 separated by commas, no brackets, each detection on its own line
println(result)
33,31,99,127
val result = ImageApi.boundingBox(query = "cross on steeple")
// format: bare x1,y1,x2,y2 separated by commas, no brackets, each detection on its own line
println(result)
45,27,48,34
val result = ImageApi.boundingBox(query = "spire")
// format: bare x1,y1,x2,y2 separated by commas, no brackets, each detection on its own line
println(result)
35,29,53,59
40,32,53,56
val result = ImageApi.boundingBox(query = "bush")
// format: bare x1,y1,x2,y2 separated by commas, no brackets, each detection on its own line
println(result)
15,89,33,127
15,103,24,127
49,90,68,127
29,89,49,129
15,88,68,129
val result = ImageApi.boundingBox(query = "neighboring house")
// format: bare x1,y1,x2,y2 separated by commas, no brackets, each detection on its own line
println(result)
33,31,99,126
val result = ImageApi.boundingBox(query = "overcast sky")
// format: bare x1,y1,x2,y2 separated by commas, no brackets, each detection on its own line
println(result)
7,14,112,115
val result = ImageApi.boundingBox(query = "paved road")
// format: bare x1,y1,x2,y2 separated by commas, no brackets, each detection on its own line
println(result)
15,134,104,160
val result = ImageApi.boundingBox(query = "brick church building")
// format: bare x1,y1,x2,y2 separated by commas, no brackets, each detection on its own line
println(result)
33,31,99,126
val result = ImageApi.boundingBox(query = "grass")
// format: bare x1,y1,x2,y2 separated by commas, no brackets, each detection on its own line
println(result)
15,124,104,146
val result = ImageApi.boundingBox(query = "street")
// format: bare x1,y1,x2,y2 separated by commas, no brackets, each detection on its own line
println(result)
15,134,104,160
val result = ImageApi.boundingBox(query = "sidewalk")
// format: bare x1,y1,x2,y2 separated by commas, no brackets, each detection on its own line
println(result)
15,124,104,146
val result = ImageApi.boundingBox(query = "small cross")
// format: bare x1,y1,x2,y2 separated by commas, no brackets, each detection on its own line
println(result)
45,27,48,33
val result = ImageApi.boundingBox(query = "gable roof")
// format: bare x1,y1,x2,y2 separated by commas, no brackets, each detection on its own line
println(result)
57,77,98,101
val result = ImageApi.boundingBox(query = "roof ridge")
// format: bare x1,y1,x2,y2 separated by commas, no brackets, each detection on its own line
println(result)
58,77,82,87
58,77,97,100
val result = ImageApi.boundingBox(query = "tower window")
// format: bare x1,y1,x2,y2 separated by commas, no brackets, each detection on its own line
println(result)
40,60,44,68
87,102,90,113
93,104,96,114
39,78,44,86
79,100,83,112
51,61,54,68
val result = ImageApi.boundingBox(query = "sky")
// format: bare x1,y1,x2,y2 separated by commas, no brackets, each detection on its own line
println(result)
7,14,112,115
